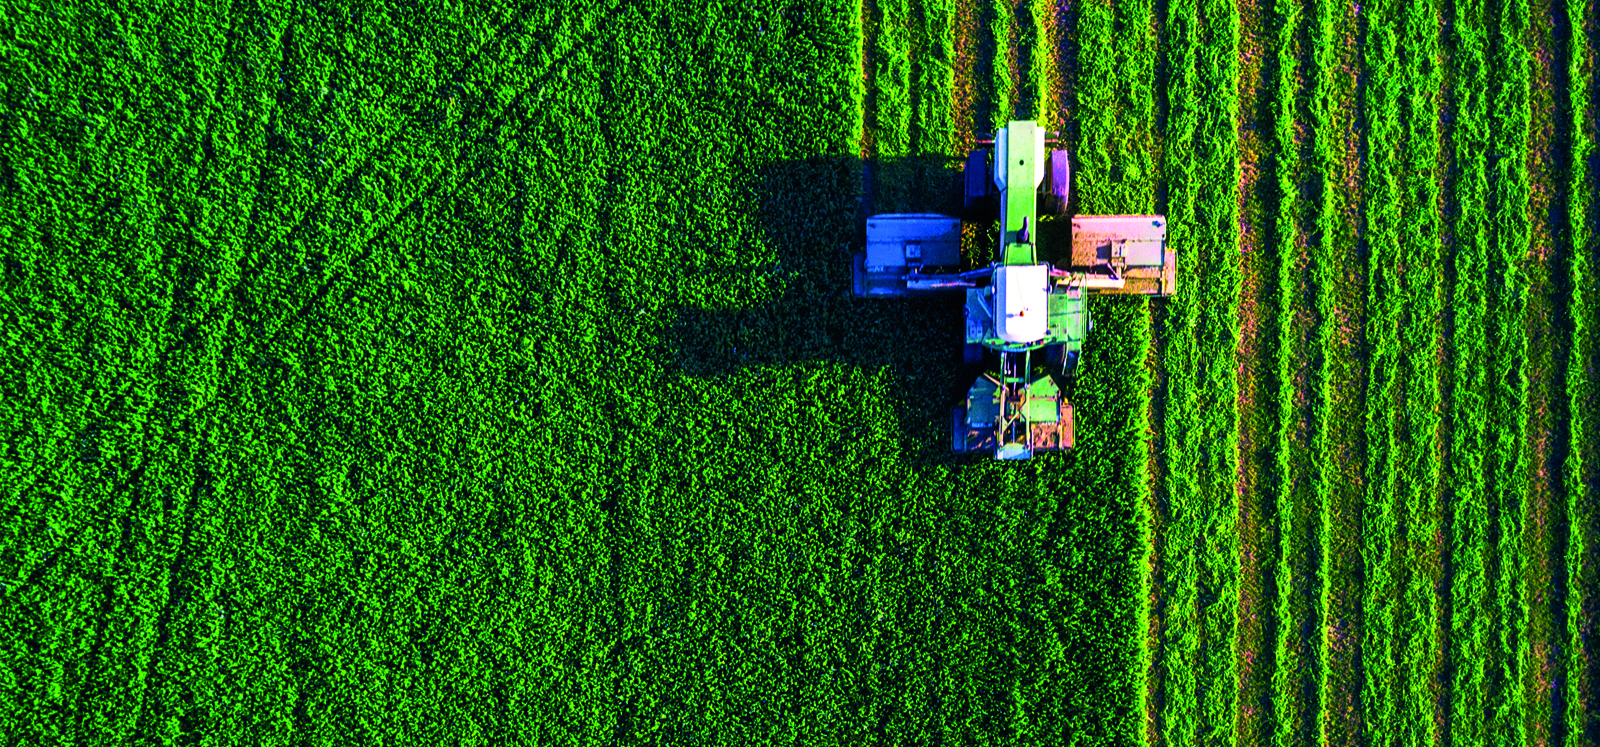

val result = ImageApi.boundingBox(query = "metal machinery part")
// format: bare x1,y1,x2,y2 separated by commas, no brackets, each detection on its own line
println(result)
852,120,1176,460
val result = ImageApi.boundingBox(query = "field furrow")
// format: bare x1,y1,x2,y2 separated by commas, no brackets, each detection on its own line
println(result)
1233,0,1275,738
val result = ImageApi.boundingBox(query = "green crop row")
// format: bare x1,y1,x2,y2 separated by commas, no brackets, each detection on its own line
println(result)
1305,0,1346,738
1193,0,1241,732
989,0,1012,128
1267,0,1304,741
1011,0,1046,126
1562,0,1594,736
874,0,912,157
1396,0,1445,742
1156,0,1240,739
1486,0,1531,738
912,0,956,155
1360,0,1405,737
1445,0,1492,742
1073,0,1156,216
1156,0,1202,738
1069,0,1158,737
1075,0,1116,207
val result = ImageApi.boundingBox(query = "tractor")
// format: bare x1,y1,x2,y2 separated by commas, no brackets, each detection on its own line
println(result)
852,120,1175,460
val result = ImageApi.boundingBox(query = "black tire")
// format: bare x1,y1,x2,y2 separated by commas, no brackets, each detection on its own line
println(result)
963,149,998,222
1039,149,1071,216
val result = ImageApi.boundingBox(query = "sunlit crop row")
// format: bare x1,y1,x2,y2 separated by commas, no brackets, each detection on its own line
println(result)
1266,0,1304,742
1562,0,1595,736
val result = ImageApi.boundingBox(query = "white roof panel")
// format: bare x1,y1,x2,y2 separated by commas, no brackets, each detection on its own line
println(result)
995,264,1048,343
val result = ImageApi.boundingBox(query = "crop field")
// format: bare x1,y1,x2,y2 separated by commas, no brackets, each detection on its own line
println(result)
0,0,1595,744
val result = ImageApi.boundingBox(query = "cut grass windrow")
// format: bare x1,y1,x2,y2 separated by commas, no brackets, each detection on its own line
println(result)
1562,0,1594,737
1445,0,1492,742
1199,0,1241,740
1074,0,1157,217
1070,0,1158,736
874,0,911,158
990,0,1013,126
1360,0,1404,739
1012,0,1047,126
1075,0,1118,212
1396,0,1445,742
1306,0,1353,740
1485,0,1531,739
912,0,956,155
1158,0,1204,738
1267,0,1305,743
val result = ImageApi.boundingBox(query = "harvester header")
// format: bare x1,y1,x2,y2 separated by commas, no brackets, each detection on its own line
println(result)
852,120,1176,460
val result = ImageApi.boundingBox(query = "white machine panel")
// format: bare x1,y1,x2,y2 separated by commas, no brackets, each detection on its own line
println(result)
995,264,1048,343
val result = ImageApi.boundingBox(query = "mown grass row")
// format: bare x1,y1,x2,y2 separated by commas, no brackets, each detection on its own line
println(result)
1193,0,1241,735
1445,0,1493,743
1562,0,1594,736
989,0,1013,127
1485,0,1531,738
1305,0,1350,738
874,0,912,158
1157,0,1203,738
1396,0,1446,742
1070,0,1158,739
1074,0,1157,215
1360,0,1405,737
1266,0,1305,741
912,0,956,155
1158,0,1239,739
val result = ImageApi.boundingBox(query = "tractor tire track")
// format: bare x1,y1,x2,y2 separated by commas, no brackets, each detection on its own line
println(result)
21,4,533,574
218,12,615,405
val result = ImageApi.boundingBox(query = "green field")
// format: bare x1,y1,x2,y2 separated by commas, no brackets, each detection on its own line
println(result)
2,0,1595,745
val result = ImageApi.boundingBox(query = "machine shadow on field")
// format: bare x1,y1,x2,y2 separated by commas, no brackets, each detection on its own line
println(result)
661,154,989,464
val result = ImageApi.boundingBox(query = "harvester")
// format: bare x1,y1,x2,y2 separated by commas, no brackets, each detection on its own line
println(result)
852,120,1175,460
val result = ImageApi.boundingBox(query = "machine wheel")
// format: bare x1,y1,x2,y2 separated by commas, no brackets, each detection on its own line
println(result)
1039,149,1071,216
963,149,999,222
